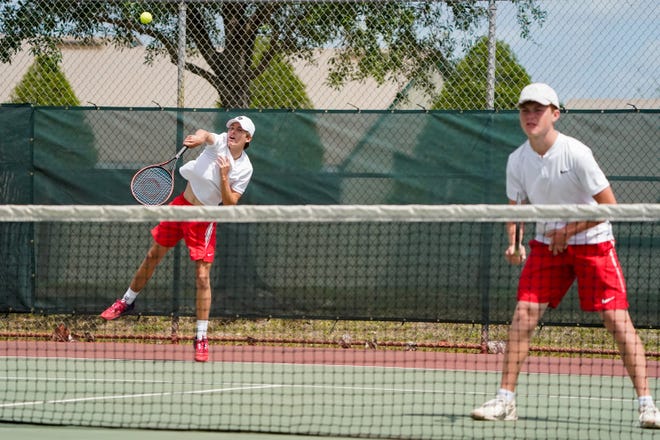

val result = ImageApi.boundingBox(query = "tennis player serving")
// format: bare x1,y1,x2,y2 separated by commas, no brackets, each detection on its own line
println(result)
470,83,659,429
101,116,255,363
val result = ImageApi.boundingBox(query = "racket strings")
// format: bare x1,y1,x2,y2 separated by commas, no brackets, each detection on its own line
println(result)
131,166,173,205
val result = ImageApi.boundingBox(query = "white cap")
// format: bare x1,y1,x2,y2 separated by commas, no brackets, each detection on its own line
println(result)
226,115,255,137
518,83,559,108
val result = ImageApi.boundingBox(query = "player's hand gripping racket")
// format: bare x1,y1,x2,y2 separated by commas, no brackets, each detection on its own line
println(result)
130,146,187,205
514,192,523,256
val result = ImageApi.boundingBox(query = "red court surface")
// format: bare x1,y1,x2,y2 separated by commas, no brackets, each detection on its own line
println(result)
2,340,658,377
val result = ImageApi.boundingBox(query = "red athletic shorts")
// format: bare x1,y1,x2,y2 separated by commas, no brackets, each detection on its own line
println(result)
151,193,217,262
518,239,628,311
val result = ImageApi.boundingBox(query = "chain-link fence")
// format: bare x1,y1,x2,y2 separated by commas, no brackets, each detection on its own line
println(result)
1,0,658,110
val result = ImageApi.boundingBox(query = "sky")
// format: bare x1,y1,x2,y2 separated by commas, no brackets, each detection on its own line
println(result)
490,0,659,103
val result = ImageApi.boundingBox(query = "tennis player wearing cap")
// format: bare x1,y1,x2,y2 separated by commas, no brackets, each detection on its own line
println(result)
470,84,659,428
100,116,254,362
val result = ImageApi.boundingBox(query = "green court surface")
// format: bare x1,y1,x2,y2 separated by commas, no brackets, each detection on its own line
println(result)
0,423,361,440
1,351,657,440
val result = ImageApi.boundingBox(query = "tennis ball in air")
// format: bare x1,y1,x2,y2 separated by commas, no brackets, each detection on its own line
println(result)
140,12,153,25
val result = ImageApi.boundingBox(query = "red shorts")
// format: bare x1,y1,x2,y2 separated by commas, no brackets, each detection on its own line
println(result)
518,240,628,311
151,193,217,262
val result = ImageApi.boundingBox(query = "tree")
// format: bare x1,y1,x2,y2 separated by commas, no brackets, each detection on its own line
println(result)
10,55,80,106
248,37,313,109
0,0,546,108
432,36,531,110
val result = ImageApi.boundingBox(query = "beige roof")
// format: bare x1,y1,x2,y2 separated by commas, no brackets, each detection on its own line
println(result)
289,50,417,110
566,98,660,110
2,42,425,110
8,42,653,111
2,41,217,108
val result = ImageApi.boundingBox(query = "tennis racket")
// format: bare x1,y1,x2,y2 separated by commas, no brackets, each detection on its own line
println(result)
514,192,523,256
130,146,187,205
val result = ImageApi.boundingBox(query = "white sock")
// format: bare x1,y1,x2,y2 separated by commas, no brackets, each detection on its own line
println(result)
196,320,209,340
122,288,139,305
497,388,516,403
639,396,654,408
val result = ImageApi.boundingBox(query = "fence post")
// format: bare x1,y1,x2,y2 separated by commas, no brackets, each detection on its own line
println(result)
177,1,187,108
486,0,497,110
172,2,187,339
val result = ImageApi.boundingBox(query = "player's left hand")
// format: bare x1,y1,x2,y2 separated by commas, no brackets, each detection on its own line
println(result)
545,228,569,255
216,155,231,178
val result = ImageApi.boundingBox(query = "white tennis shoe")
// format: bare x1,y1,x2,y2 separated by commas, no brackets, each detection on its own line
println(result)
639,404,660,429
470,397,518,421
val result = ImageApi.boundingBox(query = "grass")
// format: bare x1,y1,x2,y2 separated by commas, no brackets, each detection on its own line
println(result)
1,313,658,358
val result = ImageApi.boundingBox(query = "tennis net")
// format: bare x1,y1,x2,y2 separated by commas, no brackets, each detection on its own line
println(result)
0,203,658,439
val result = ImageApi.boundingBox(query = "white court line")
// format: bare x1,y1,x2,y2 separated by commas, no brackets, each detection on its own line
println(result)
0,376,170,384
2,355,646,377
460,390,632,404
289,384,631,404
0,360,639,408
0,376,630,404
0,383,283,408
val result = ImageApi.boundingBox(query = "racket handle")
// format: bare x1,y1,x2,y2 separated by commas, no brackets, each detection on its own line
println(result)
514,192,522,256
175,146,188,158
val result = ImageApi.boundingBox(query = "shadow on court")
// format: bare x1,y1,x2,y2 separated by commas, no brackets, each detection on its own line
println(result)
0,423,361,440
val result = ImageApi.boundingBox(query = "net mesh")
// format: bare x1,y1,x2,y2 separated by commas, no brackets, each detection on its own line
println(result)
0,203,659,439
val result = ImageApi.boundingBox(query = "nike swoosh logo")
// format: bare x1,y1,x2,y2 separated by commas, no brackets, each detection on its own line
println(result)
560,170,569,174
601,297,615,304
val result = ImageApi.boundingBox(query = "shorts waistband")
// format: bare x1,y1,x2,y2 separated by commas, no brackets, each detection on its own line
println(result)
171,192,193,206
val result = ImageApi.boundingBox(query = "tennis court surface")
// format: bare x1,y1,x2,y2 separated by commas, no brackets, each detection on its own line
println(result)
1,340,658,440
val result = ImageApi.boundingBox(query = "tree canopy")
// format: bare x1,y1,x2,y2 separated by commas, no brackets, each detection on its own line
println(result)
0,0,546,108
432,36,531,110
11,55,80,106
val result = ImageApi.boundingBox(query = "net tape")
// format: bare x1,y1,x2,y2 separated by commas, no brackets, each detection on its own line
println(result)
1,203,658,223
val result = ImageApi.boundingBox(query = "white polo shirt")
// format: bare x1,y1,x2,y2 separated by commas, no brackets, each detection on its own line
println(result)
179,132,253,206
506,132,613,245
